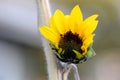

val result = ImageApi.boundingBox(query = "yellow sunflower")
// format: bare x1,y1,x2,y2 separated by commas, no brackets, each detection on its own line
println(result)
39,5,99,64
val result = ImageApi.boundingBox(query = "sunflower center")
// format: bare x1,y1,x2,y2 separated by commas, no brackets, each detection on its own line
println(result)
58,31,83,61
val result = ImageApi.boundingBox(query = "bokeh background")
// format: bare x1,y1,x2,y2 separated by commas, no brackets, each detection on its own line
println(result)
0,0,120,80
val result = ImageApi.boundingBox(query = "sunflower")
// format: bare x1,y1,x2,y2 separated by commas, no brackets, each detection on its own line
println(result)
39,5,99,64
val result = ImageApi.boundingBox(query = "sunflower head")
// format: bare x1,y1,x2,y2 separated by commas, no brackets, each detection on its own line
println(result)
39,5,99,64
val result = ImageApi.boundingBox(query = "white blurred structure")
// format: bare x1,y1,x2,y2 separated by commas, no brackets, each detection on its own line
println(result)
0,0,42,48
0,40,25,80
0,0,43,80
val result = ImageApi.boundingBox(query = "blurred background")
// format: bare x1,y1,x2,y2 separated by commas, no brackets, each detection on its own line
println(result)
0,0,120,80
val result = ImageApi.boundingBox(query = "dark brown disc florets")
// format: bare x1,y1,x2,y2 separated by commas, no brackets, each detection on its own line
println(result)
57,31,84,63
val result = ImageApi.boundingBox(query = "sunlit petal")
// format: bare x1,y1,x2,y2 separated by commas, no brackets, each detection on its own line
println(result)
53,10,65,34
39,26,60,43
70,5,83,33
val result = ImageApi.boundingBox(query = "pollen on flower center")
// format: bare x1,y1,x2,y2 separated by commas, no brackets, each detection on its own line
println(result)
58,31,83,60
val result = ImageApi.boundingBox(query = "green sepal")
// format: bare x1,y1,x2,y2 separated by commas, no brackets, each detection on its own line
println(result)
50,43,65,60
49,43,56,50
85,47,96,59
72,49,83,59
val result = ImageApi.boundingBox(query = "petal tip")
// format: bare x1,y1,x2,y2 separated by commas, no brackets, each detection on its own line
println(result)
54,9,64,16
93,14,99,20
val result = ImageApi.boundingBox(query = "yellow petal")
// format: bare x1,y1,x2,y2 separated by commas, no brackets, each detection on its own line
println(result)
70,5,83,22
50,16,59,34
81,20,98,40
69,5,83,33
84,20,98,36
84,14,98,23
64,15,70,32
79,15,98,37
53,10,65,34
50,16,56,28
77,22,84,38
82,34,95,47
81,34,95,55
69,17,79,33
81,45,86,55
83,15,98,31
39,26,60,43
